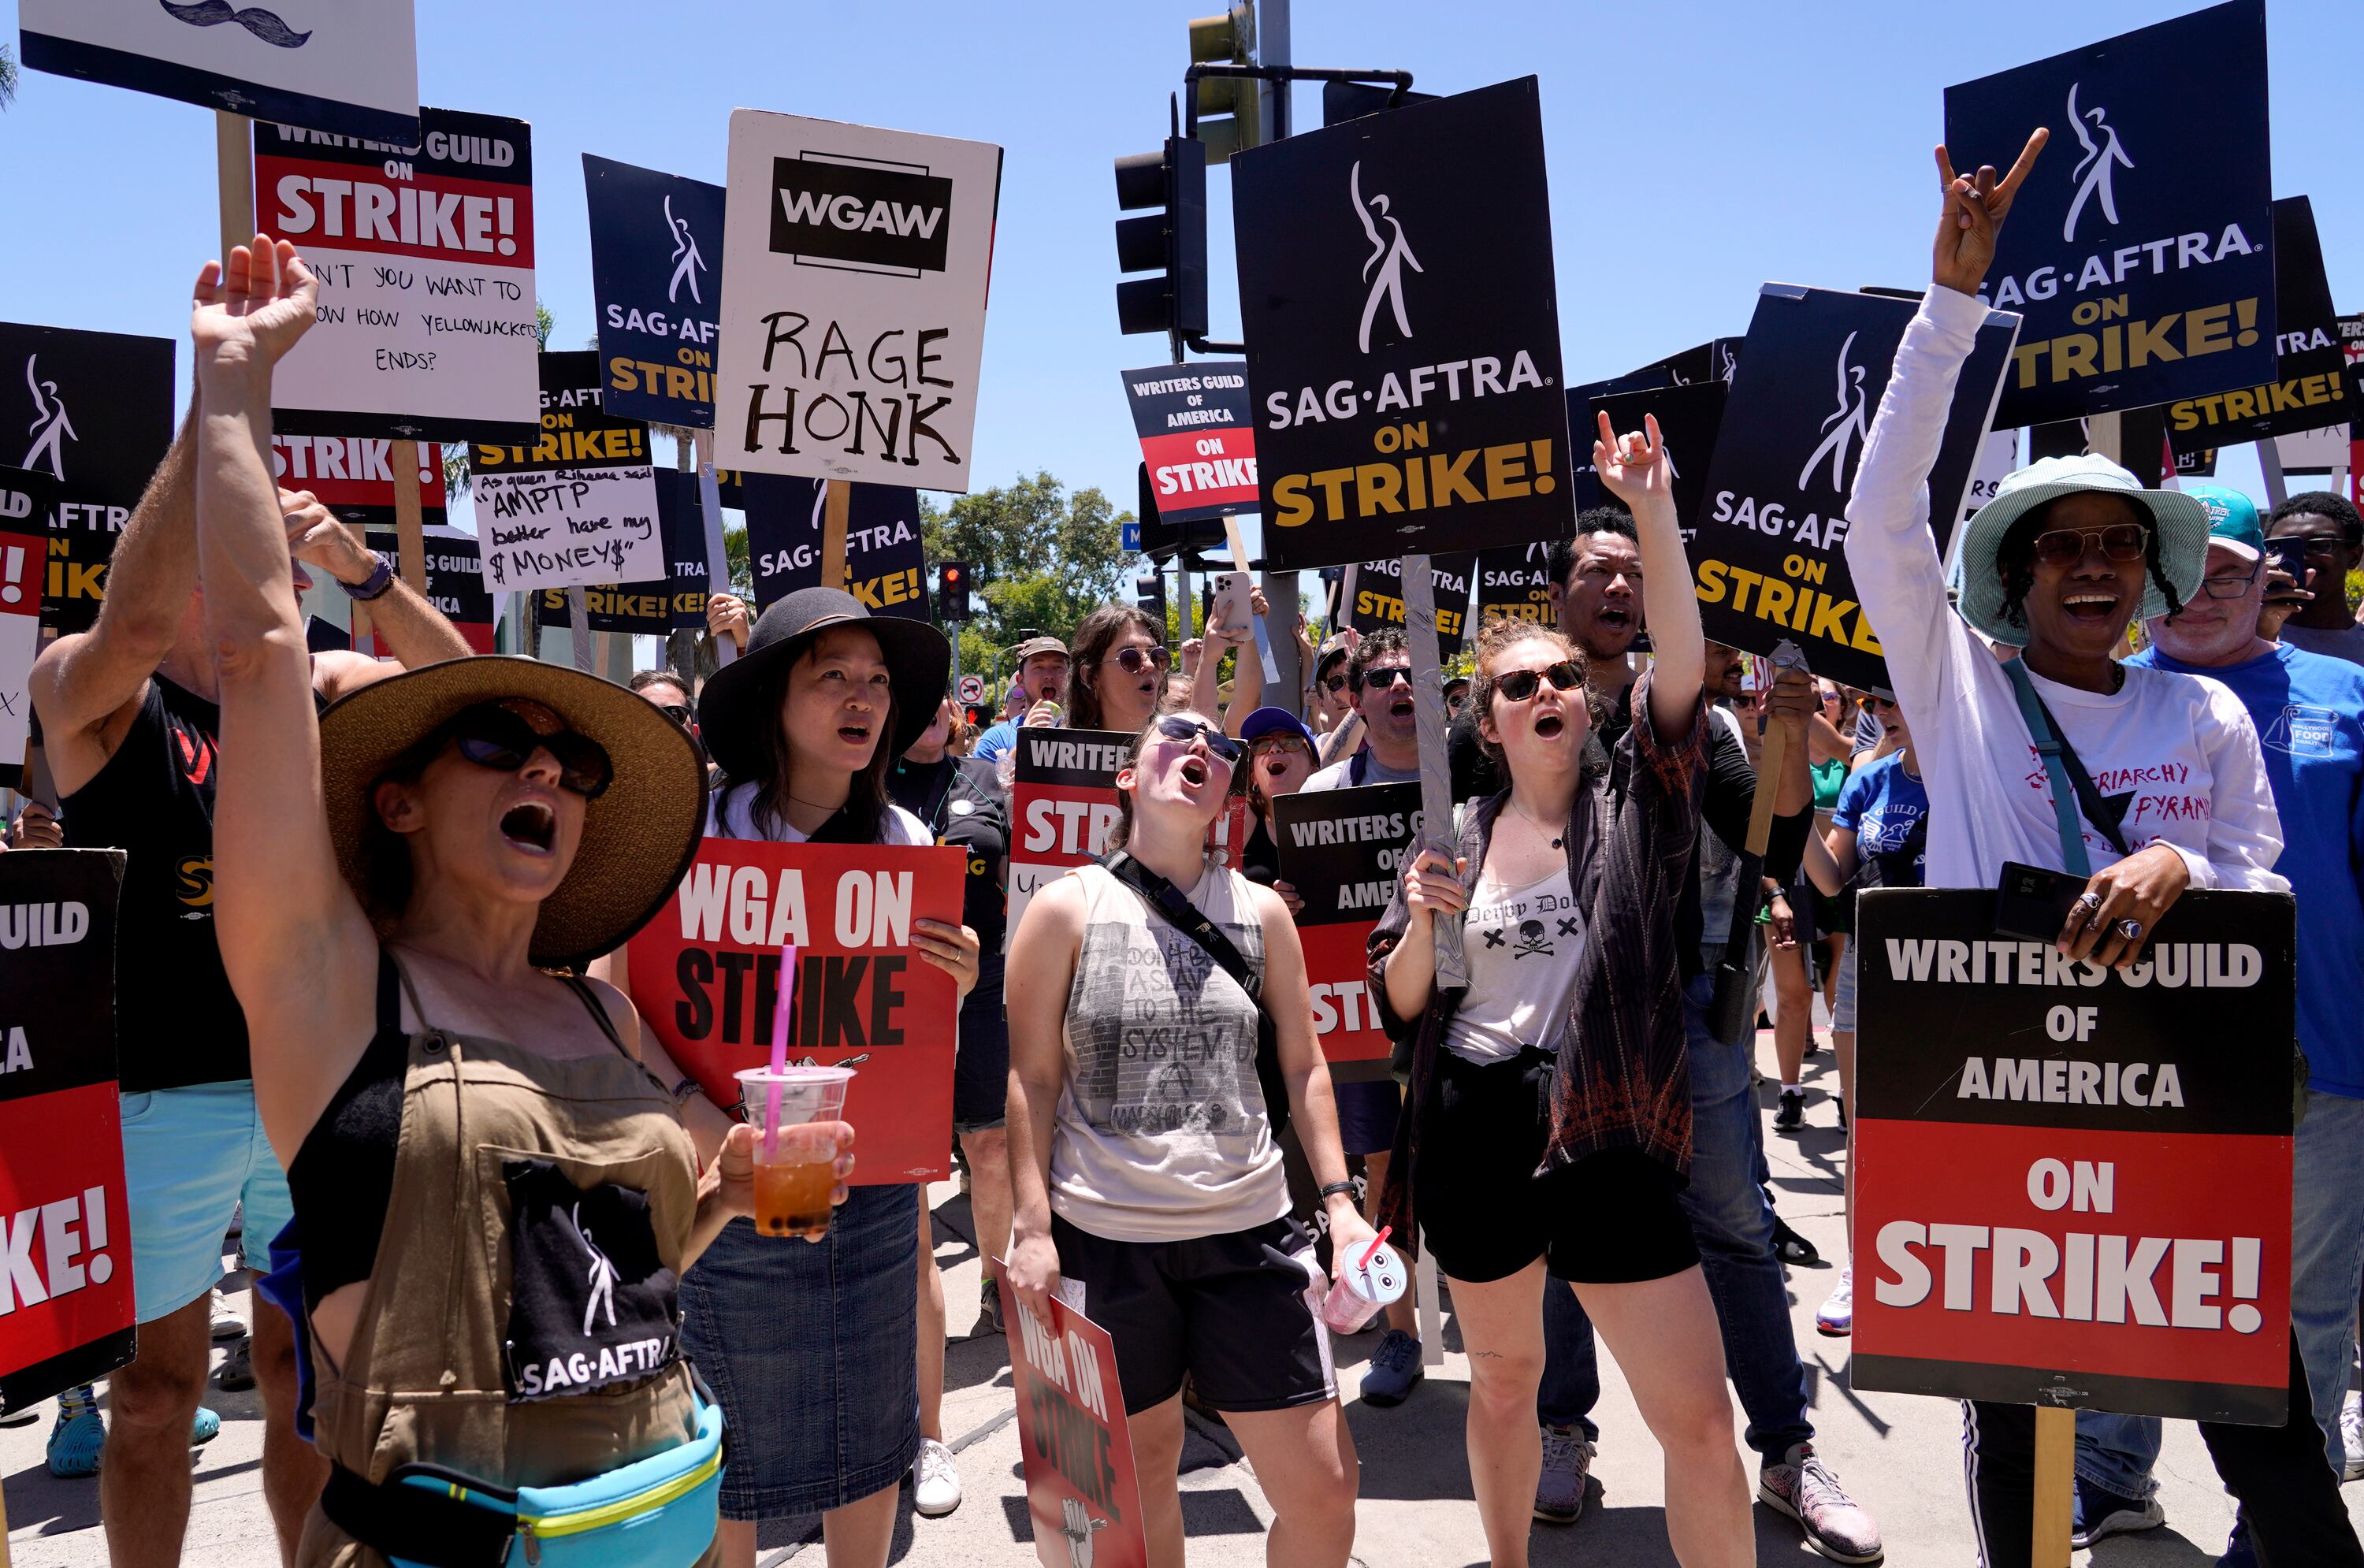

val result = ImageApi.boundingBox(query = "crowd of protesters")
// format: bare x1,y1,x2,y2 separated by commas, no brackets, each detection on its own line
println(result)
8,128,2364,1568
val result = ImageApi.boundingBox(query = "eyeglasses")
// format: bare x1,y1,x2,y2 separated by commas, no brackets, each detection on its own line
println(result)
2031,523,2148,567
1252,734,1311,759
1153,715,1243,764
2197,561,2262,600
1493,661,1584,703
1103,645,1173,675
443,703,613,799
2283,534,2345,558
1320,673,1348,695
658,703,697,731
1355,664,1414,693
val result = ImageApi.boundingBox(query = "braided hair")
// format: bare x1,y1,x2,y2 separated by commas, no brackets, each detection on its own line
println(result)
1995,496,2184,633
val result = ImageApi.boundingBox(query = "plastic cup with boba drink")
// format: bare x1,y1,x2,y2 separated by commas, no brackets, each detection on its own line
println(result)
737,1065,854,1239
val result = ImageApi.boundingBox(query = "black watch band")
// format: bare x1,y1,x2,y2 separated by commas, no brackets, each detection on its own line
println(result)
345,551,397,601
1316,1180,1359,1202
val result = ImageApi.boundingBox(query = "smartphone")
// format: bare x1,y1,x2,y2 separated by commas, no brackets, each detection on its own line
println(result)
1993,860,2091,943
2265,536,2310,590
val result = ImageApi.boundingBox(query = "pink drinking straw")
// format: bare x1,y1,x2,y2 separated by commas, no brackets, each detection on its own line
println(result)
1360,1225,1392,1273
764,943,798,1158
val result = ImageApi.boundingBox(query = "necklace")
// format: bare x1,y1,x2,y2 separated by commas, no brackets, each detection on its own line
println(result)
1508,801,1565,850
788,792,849,812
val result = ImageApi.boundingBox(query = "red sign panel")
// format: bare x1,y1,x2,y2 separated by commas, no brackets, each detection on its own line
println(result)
998,1280,1149,1568
1273,783,1422,1072
626,841,966,1184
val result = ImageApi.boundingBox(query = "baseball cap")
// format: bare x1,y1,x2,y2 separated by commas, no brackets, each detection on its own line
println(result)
1239,706,1318,752
2184,485,2262,563
1010,635,1069,663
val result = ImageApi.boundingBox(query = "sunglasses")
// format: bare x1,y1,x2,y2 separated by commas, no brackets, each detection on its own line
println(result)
1355,664,1414,693
1859,693,1901,711
658,703,697,731
1252,734,1311,758
2031,522,2148,567
1153,715,1243,764
2284,534,2345,558
1320,673,1349,695
2198,561,2262,600
444,703,614,799
1494,661,1584,703
1104,645,1173,675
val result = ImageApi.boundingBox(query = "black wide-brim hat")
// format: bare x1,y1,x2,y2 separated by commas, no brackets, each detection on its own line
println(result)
317,656,708,969
696,586,952,781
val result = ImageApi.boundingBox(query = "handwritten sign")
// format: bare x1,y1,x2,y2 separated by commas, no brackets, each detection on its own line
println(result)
473,351,663,593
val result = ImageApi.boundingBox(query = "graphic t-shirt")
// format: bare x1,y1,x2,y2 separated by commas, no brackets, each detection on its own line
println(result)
2132,641,2364,1096
1444,866,1585,1065
1051,862,1286,1243
1831,752,1931,889
1303,749,1420,792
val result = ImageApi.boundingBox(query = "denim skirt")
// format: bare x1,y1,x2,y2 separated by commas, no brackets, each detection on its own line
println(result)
679,1183,920,1519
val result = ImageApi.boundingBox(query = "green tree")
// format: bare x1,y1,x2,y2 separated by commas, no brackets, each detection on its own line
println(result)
1,43,19,109
920,472,1132,678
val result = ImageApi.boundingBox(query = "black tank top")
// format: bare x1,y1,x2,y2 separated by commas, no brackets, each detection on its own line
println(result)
62,675,325,1092
287,950,632,1312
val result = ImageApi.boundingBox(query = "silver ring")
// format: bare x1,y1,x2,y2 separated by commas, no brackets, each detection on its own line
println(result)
2073,891,2103,912
2114,918,2143,942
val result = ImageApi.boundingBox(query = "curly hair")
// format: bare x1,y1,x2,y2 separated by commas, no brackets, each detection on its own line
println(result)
1468,619,1606,772
1346,627,1408,691
2270,490,2363,551
1995,496,2184,632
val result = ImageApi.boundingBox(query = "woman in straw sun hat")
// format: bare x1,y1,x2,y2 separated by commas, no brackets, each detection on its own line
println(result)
193,236,850,1567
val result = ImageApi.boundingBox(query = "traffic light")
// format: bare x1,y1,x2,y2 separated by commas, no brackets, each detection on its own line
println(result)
1189,6,1261,165
1113,136,1207,341
1134,570,1168,626
937,561,972,622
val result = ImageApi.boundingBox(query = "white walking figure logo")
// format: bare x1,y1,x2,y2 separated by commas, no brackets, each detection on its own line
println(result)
1797,331,1868,493
571,1202,619,1338
1350,161,1422,355
2062,82,2133,243
22,356,76,481
663,194,706,306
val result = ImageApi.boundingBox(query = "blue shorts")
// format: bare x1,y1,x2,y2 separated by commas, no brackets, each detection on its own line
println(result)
1333,1078,1403,1157
119,1082,293,1326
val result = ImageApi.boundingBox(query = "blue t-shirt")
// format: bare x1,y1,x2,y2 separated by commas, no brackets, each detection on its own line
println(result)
1831,752,1930,888
973,719,1020,762
2131,641,2364,1098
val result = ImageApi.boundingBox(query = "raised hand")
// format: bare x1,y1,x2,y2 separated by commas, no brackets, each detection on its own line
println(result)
191,234,318,372
1593,411,1673,511
1932,129,2047,298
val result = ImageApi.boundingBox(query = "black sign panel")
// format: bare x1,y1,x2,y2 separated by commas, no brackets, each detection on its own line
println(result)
1121,361,1260,529
659,471,713,632
1690,286,2018,693
363,526,492,638
0,325,175,635
585,154,724,429
1589,379,1728,544
1944,0,2273,428
2169,197,2349,453
536,581,670,636
1475,541,1555,627
768,157,953,273
1234,78,1572,569
735,475,928,620
1342,554,1475,657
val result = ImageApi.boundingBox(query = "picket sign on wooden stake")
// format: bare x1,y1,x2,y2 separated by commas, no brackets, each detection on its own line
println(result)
1743,640,1809,856
567,588,595,673
692,428,734,667
391,440,426,593
1218,515,1281,686
822,481,851,597
1399,552,1466,988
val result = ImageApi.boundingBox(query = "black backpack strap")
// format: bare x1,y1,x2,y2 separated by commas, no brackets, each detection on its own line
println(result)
2013,671,2134,860
1098,852,1258,998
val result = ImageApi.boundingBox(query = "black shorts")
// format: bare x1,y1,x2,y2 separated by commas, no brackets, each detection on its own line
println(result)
953,958,1009,1134
1050,1213,1336,1418
1417,1046,1699,1287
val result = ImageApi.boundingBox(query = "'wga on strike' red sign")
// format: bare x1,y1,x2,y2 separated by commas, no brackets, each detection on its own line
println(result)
628,840,965,1183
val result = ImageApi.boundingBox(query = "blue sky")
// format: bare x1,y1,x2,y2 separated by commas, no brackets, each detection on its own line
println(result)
3,0,2356,547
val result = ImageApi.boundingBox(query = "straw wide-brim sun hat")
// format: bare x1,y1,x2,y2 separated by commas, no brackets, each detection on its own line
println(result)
318,656,708,970
1952,452,2210,648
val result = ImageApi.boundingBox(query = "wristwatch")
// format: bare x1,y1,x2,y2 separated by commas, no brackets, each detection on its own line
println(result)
344,550,396,601
1317,1180,1359,1202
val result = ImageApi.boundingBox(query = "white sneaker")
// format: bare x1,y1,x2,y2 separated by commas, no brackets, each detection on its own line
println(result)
912,1436,962,1517
2342,1390,2364,1483
1816,1266,1853,1337
210,1287,246,1342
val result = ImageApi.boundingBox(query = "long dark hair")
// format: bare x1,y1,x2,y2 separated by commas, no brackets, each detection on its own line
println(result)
1067,603,1162,732
716,635,896,843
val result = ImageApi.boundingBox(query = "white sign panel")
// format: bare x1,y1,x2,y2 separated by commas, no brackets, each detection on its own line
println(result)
20,0,418,143
716,110,1002,492
472,353,663,596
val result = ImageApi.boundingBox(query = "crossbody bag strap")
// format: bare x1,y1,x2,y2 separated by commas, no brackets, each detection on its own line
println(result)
2003,660,2106,876
1098,852,1259,999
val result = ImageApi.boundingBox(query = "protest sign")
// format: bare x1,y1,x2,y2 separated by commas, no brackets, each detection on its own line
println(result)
0,322,175,635
273,432,445,527
0,466,57,786
0,849,136,1415
1121,360,1258,530
626,840,965,1184
258,108,541,445
1656,338,1744,387
536,581,669,637
735,474,927,619
716,111,1004,492
1474,541,1554,626
657,470,714,632
1690,285,2018,692
1590,378,1728,544
1944,0,2273,429
20,0,418,143
361,525,493,654
997,1283,1149,1568
1342,554,1474,657
1234,78,1573,570
1273,784,1419,1075
1852,888,2294,1422
470,351,663,594
1005,727,1246,939
2169,197,2347,454
585,154,725,429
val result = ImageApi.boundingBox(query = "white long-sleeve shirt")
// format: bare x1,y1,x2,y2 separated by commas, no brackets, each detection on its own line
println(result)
1842,284,2286,895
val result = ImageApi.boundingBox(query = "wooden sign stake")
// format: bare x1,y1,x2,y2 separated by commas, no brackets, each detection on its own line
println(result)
389,440,426,593
822,480,851,594
2031,1405,2076,1566
214,111,253,261
691,429,734,667
1399,552,1466,988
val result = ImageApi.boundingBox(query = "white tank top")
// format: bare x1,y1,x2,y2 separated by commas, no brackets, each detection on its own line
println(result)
1050,862,1288,1243
1444,864,1585,1065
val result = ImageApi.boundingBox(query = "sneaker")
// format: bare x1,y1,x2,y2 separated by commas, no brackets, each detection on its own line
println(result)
1759,1442,1884,1564
910,1436,962,1517
1358,1329,1422,1408
2217,1514,2258,1566
2069,1477,2165,1549
46,1388,103,1478
1533,1423,1594,1524
217,1335,255,1392
1774,1088,1806,1132
1816,1268,1854,1337
977,1280,1005,1337
2342,1391,2364,1483
191,1406,221,1446
210,1287,244,1341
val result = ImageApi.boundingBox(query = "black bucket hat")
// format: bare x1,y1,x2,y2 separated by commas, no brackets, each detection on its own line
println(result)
696,586,952,781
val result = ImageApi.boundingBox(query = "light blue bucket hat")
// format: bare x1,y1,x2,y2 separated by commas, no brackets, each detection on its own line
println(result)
1952,452,2210,648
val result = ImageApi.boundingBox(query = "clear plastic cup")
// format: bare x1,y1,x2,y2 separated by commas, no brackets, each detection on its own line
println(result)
1318,1239,1407,1334
735,1065,854,1239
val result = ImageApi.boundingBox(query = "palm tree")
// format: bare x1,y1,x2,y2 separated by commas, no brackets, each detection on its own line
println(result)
2,43,20,110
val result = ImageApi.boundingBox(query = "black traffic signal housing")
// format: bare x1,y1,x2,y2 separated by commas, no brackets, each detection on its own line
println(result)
1134,570,1168,627
1113,134,1208,342
937,562,973,623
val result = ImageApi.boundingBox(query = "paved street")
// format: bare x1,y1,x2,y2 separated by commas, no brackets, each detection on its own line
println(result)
8,1041,2360,1565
